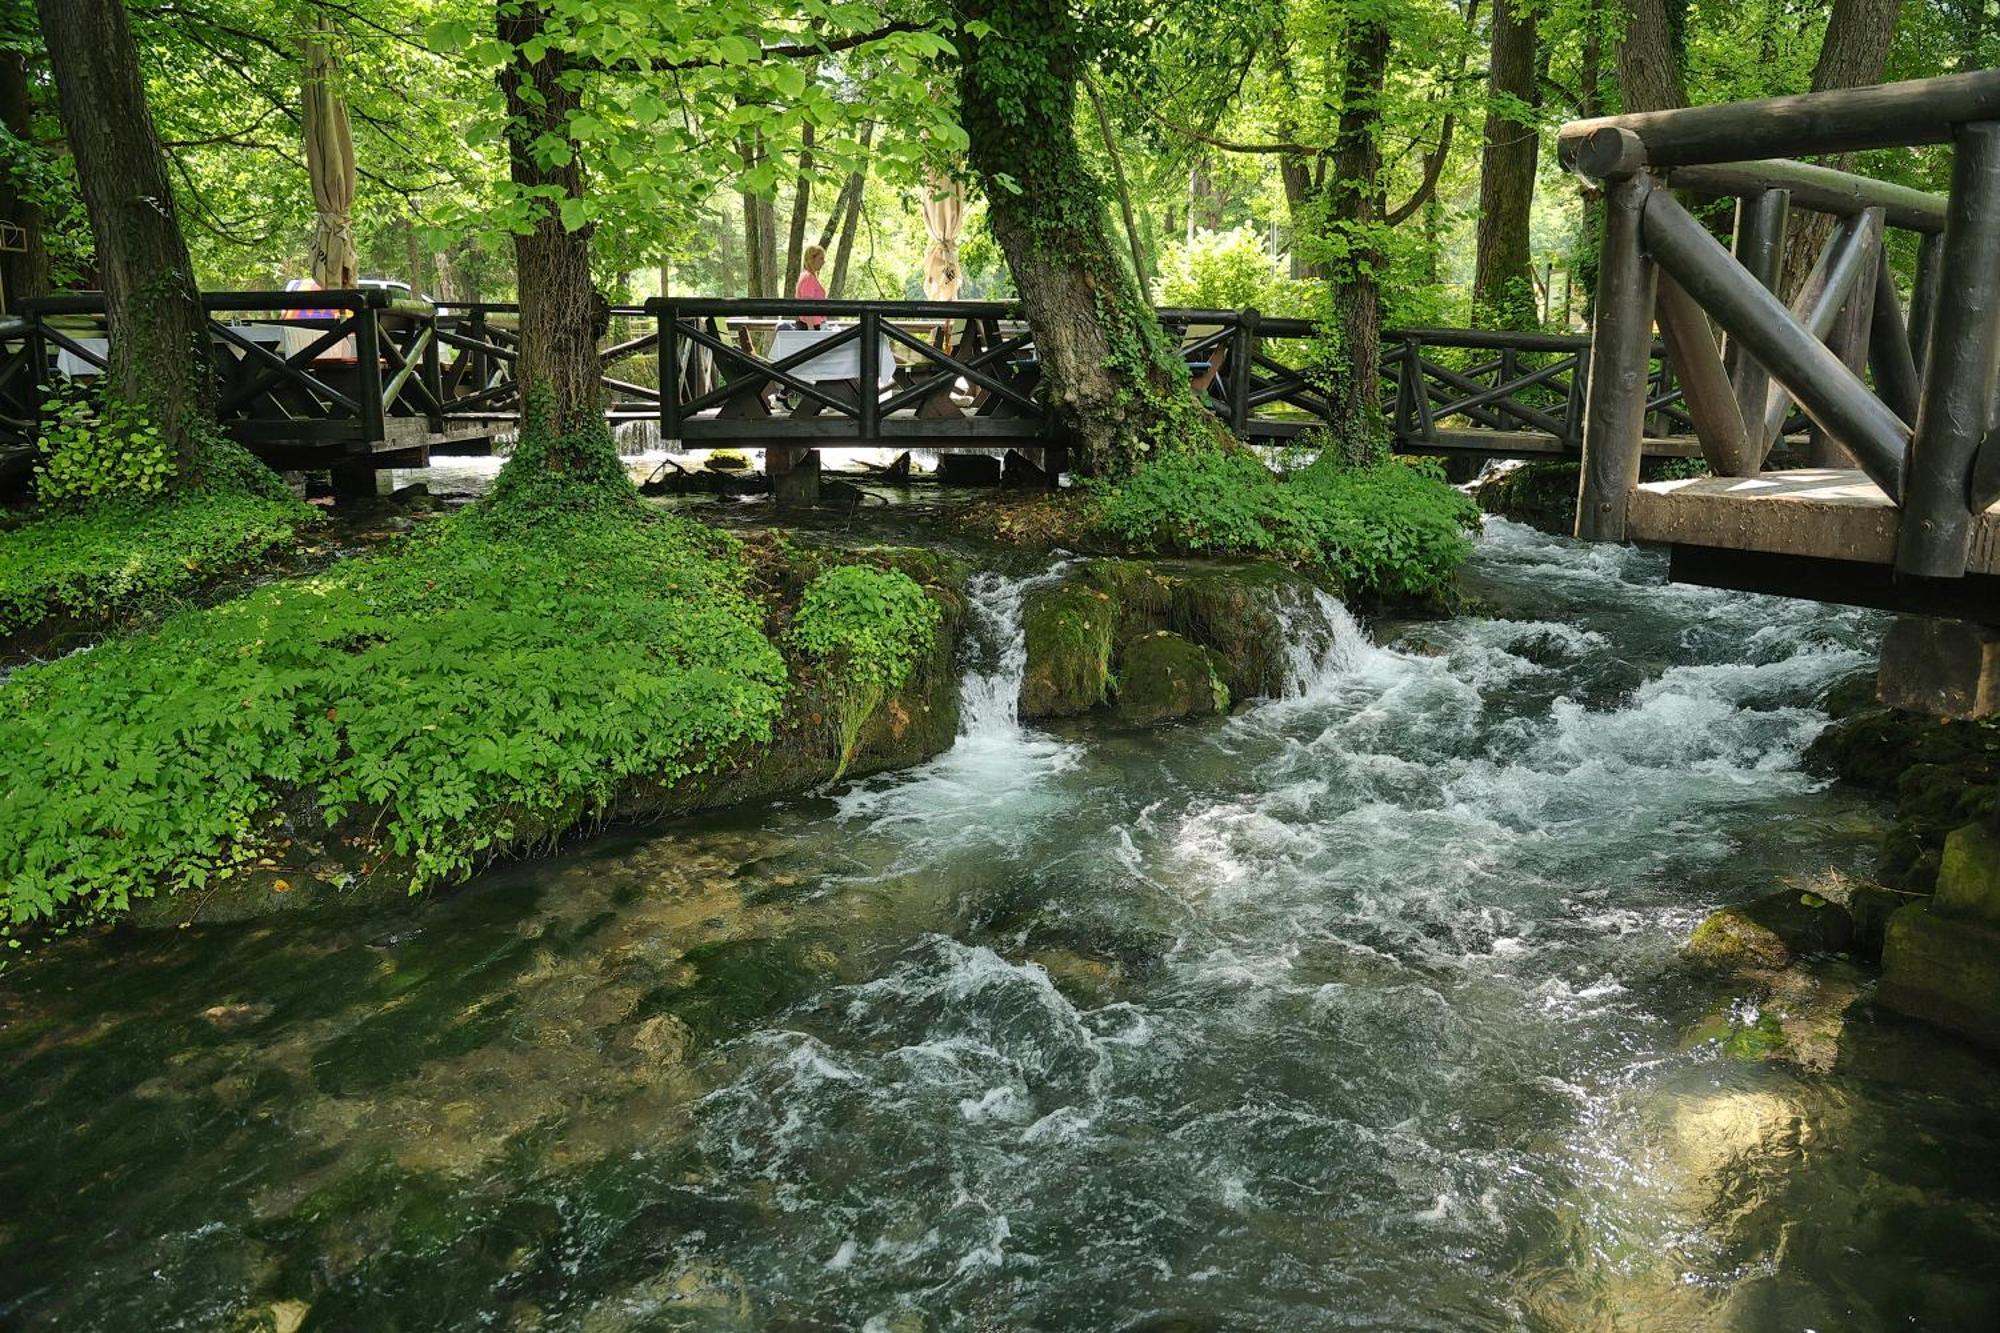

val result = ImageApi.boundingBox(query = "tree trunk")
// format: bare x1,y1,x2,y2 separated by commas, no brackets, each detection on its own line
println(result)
956,0,1220,477
739,139,765,298
498,1,602,438
0,50,50,308
37,0,216,477
1473,0,1540,328
828,123,872,298
1316,18,1391,453
1616,0,1687,114
1778,0,1902,299
784,122,813,290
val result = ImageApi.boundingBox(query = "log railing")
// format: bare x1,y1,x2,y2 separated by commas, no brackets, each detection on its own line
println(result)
1559,68,2000,577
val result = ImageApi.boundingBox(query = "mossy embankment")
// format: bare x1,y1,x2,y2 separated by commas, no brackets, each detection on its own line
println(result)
0,421,966,944
1017,557,1324,728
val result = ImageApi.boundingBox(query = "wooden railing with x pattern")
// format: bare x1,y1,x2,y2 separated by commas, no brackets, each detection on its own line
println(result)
0,291,1717,481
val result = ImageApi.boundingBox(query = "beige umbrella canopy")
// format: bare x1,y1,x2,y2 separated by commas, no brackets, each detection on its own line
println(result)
920,174,965,301
302,15,357,289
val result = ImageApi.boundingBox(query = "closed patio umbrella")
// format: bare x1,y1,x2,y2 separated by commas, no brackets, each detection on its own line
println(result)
302,15,357,289
920,174,965,301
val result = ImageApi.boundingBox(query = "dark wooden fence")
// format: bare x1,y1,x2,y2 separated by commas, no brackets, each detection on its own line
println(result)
0,290,1714,482
1560,68,2000,579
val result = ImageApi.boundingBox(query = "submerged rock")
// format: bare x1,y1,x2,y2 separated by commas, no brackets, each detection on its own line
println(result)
1683,889,1854,969
1880,821,2000,1050
1113,631,1229,727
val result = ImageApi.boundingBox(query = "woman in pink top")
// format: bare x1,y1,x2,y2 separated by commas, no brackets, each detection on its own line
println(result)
794,244,827,328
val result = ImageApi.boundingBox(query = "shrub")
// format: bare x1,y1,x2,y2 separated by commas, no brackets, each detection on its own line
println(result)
0,490,311,637
787,564,941,692
0,506,787,937
1092,447,1479,600
1154,226,1313,316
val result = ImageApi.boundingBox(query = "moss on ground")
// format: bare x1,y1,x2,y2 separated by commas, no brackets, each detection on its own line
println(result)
0,490,313,642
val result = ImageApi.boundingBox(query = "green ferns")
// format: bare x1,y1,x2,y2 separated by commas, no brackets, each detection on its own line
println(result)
0,490,310,636
1094,448,1480,600
0,507,787,935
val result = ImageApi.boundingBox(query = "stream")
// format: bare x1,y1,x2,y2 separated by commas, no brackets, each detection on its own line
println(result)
4,516,1999,1330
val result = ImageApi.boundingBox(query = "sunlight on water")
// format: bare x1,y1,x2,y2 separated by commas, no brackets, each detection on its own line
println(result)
4,517,1999,1330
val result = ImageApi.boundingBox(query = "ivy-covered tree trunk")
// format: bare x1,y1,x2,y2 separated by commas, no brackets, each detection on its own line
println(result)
497,0,603,441
37,0,216,476
955,0,1218,478
1473,0,1540,329
1315,18,1390,455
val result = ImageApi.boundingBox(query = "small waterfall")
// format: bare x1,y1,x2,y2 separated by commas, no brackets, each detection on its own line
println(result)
1268,584,1378,699
956,565,1073,740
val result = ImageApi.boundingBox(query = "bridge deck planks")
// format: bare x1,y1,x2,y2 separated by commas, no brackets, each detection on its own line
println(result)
1627,468,2000,573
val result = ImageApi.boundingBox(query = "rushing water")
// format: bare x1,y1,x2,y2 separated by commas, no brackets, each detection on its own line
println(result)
6,518,2000,1331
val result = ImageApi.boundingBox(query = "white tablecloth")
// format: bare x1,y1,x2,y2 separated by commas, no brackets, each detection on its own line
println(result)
766,327,897,386
55,324,294,377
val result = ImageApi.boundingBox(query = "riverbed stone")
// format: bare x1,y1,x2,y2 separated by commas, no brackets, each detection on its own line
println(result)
1877,820,2000,1049
1112,631,1230,727
1934,820,2000,925
1879,902,2000,1052
1844,882,1914,963
1682,889,1855,969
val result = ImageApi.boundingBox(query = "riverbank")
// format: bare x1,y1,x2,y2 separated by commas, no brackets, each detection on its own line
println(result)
1,448,1473,945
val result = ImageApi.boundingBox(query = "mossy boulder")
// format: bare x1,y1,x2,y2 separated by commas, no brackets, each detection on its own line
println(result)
1880,902,2000,1052
1474,461,1580,535
1019,579,1116,717
1807,690,2000,894
1935,820,2000,923
1017,557,1329,722
1683,889,1855,969
1164,566,1293,700
1113,631,1230,727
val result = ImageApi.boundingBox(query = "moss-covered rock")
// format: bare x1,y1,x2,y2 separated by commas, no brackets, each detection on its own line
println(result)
1683,889,1855,968
1879,902,2000,1052
1018,557,1330,722
1019,579,1117,717
1474,461,1580,535
1113,631,1230,727
1164,566,1292,700
1807,683,2000,894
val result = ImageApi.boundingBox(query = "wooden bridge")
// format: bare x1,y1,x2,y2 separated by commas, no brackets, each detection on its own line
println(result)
1560,68,2000,714
0,294,1711,495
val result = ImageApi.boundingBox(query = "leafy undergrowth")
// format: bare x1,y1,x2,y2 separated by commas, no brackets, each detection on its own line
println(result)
971,448,1481,602
786,563,942,693
0,490,313,639
0,504,794,941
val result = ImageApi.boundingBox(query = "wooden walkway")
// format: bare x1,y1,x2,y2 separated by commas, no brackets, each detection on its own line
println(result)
0,296,1712,493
